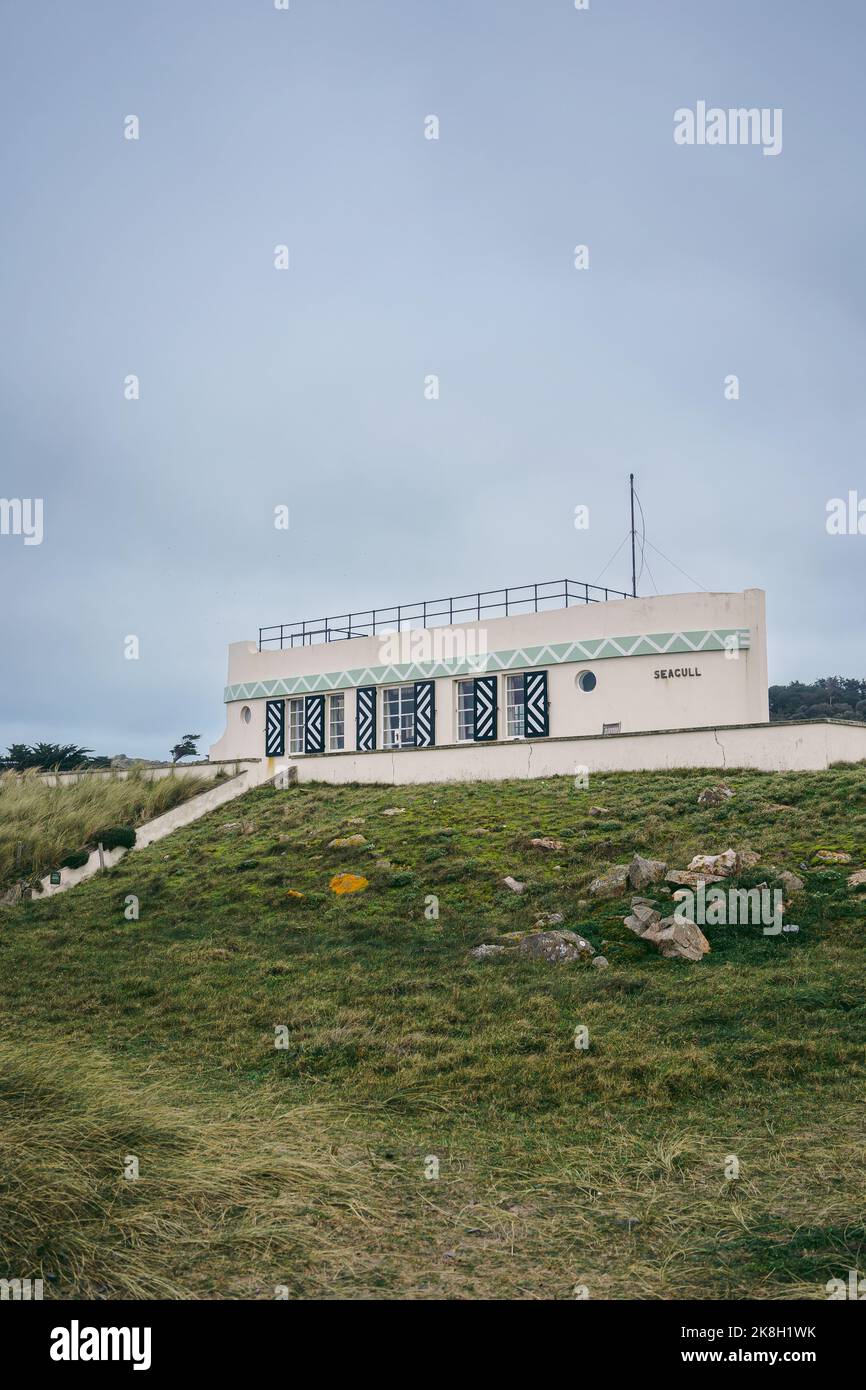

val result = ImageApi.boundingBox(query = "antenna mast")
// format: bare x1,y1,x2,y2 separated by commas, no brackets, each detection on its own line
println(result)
629,473,637,598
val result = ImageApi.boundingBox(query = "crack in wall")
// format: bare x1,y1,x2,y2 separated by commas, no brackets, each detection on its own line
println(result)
712,728,727,767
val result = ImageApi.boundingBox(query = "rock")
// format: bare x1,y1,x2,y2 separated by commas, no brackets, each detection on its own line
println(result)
665,869,726,888
588,806,611,817
655,918,711,962
374,859,393,870
815,850,852,864
381,808,406,816
344,816,366,826
328,834,368,848
623,904,662,938
591,955,609,969
530,837,565,851
736,850,761,872
502,876,526,894
329,873,369,894
515,930,594,963
697,784,734,806
589,865,630,898
847,869,866,888
687,849,737,877
220,821,242,834
631,896,659,908
627,853,667,890
533,912,565,928
470,943,508,959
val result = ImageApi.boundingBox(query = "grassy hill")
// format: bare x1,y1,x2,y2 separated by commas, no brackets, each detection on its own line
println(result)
1,767,865,1299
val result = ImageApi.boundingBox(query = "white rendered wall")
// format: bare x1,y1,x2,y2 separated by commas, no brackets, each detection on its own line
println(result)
273,721,866,785
211,589,768,763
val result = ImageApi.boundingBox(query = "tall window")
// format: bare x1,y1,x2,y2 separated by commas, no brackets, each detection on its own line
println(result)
505,675,525,738
288,697,304,754
383,685,415,748
456,680,474,741
328,693,345,751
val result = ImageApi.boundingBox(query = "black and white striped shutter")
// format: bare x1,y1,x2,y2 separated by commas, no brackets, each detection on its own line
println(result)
473,675,498,741
265,699,285,756
524,670,549,737
414,681,435,747
304,694,325,753
356,686,377,751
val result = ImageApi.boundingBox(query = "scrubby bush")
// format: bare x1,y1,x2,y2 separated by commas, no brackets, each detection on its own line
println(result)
60,849,89,870
90,826,136,851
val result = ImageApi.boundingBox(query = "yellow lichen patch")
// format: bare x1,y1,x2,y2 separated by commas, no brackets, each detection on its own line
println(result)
329,873,369,895
286,890,304,899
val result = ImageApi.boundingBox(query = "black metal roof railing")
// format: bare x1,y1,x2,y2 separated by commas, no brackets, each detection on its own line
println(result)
258,578,631,651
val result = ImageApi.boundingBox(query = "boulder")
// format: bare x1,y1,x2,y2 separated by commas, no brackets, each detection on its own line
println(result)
631,896,659,908
470,943,508,960
533,912,565,928
588,806,611,817
847,869,866,889
779,869,805,897
628,853,667,890
530,837,565,851
381,808,406,816
654,918,711,962
697,784,734,806
589,864,630,899
736,850,761,872
815,850,852,864
623,904,662,938
329,873,369,895
665,869,726,888
502,876,526,894
687,849,737,877
591,955,609,969
328,834,368,848
515,930,594,963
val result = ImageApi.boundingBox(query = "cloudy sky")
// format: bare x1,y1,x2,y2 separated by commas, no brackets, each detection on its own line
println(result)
2,0,864,759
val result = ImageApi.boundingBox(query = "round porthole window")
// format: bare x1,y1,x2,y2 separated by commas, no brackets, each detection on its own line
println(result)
576,671,597,693
240,705,252,724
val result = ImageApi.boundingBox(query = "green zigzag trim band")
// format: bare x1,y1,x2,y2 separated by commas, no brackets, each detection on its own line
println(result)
224,628,750,703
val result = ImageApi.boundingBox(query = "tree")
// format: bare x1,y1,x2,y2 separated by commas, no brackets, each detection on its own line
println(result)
170,733,201,764
1,742,99,771
769,678,866,724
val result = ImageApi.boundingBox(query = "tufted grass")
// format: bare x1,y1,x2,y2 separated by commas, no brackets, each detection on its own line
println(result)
0,768,208,891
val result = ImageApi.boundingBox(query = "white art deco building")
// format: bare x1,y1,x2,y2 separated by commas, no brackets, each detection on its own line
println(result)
207,578,866,782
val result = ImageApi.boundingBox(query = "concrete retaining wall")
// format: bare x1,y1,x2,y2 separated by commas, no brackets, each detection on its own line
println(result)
277,720,866,785
36,760,260,788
